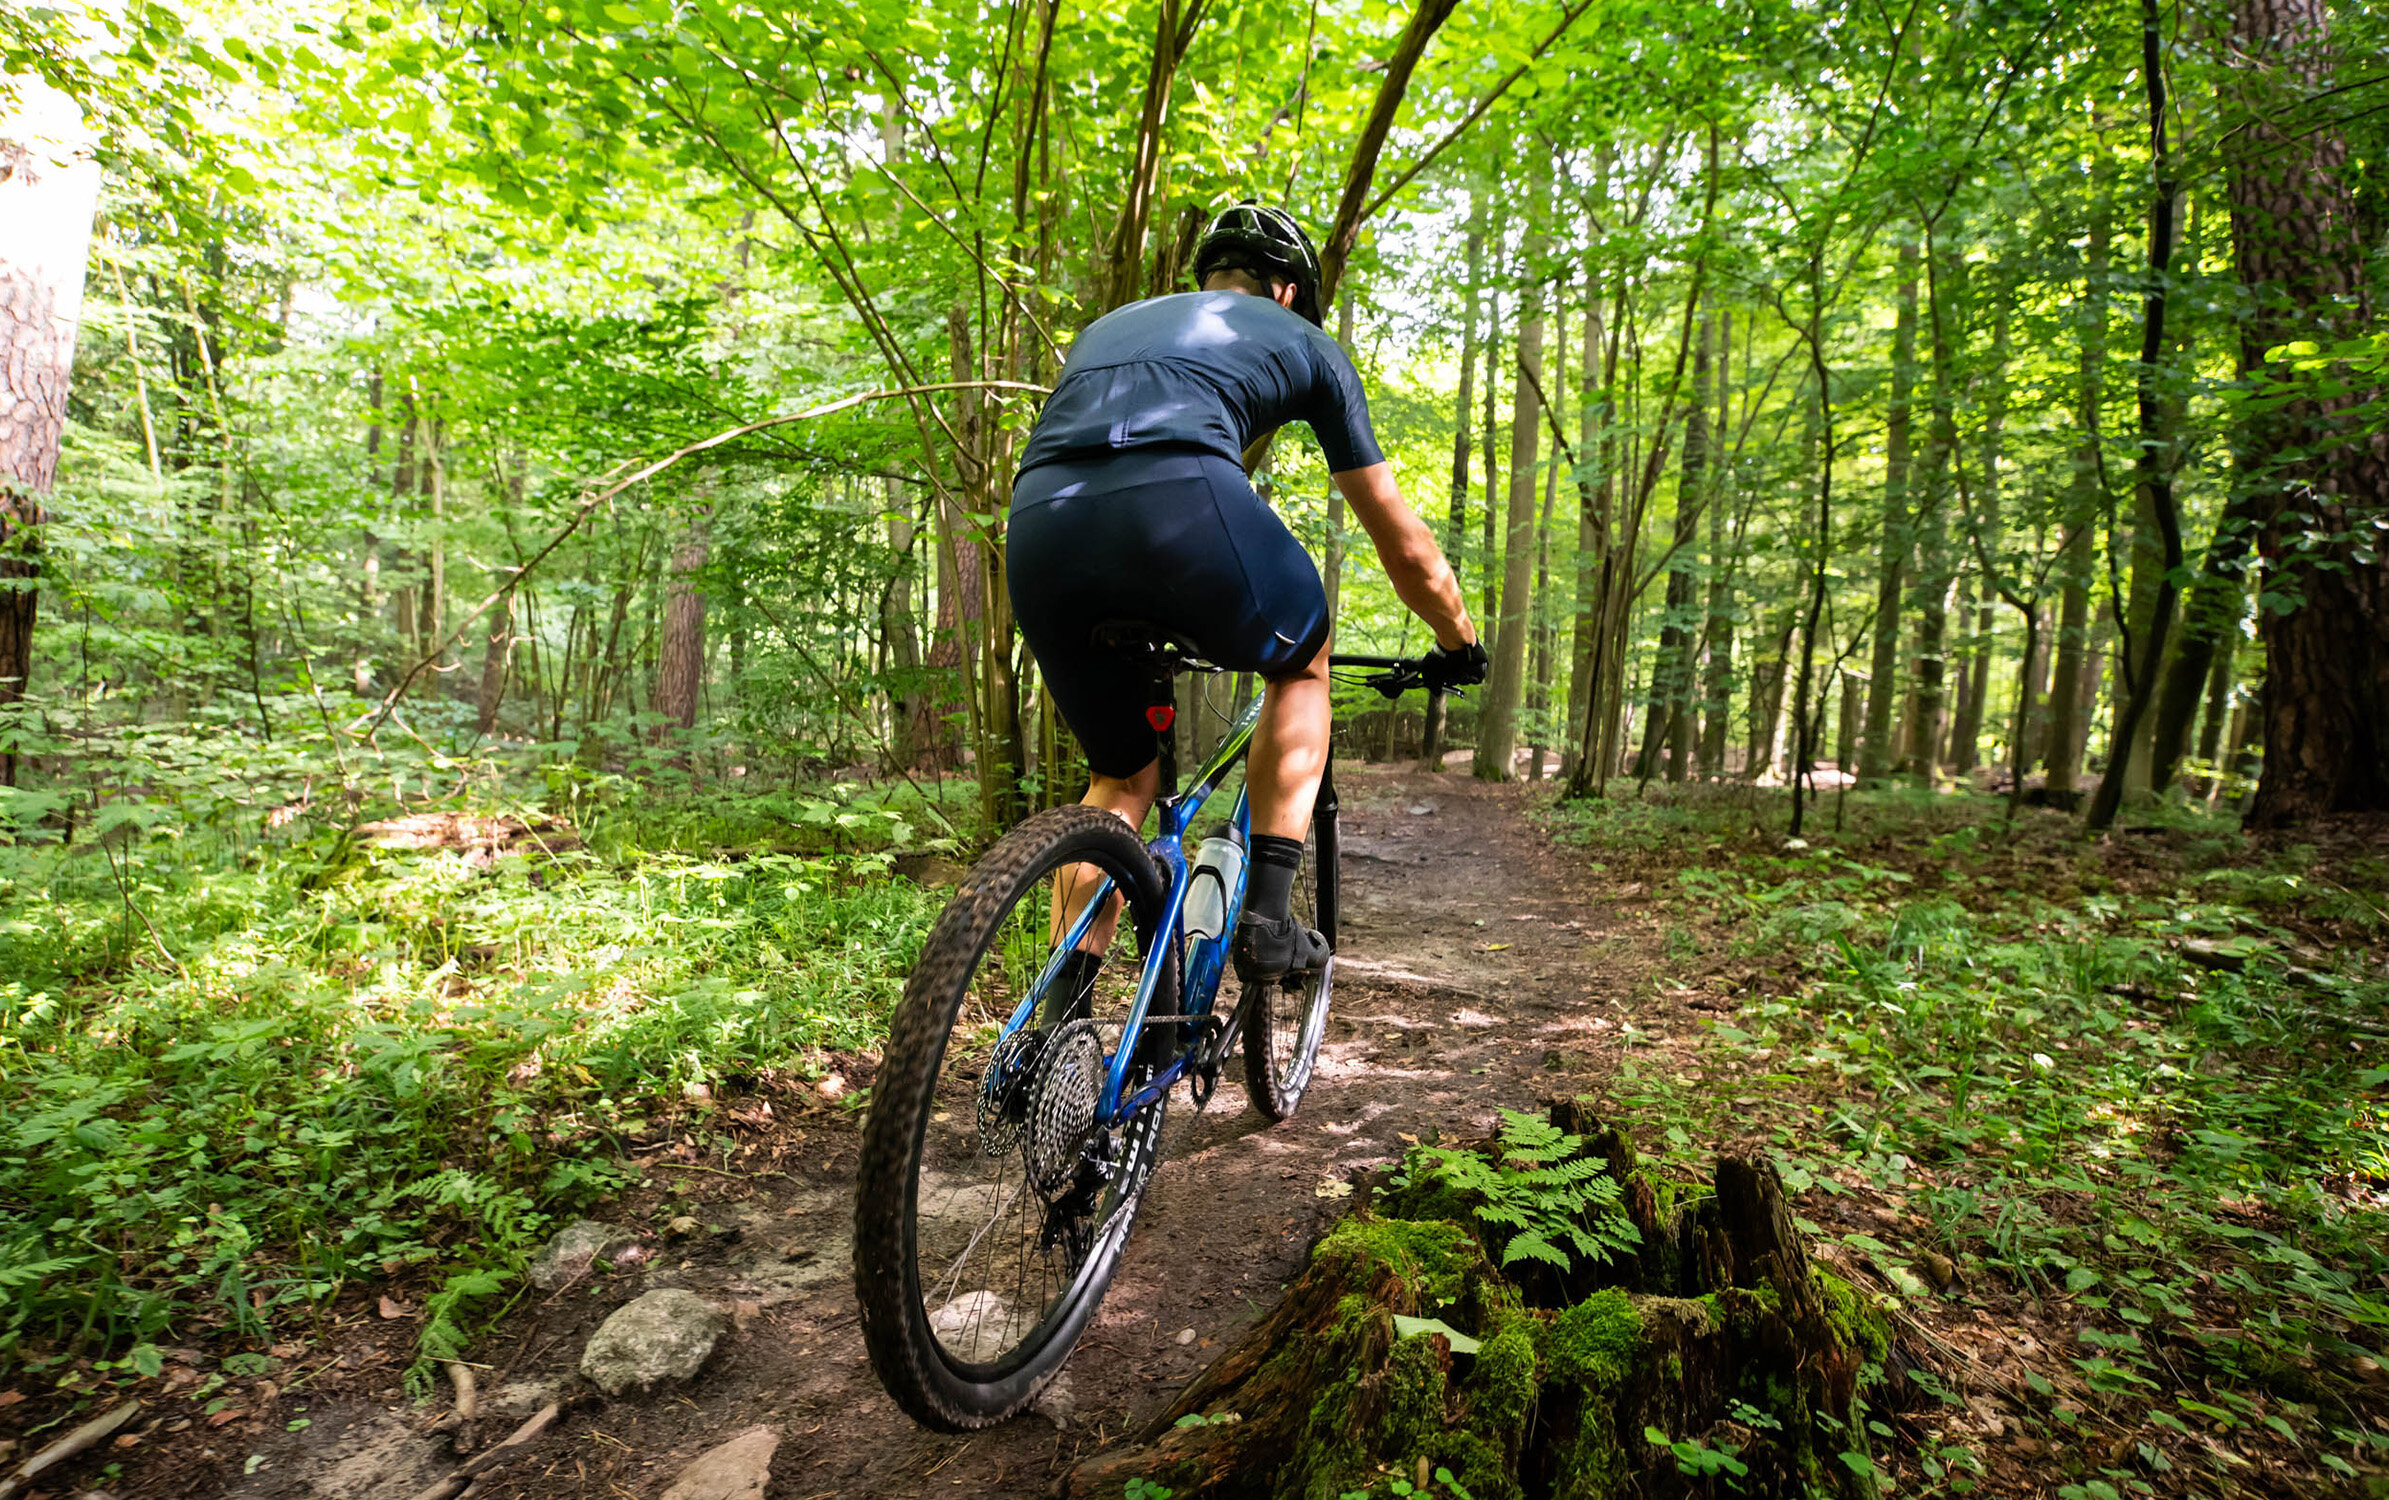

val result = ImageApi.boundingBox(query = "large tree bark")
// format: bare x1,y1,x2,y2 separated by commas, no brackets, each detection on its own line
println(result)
0,81,101,784
653,520,708,734
2228,0,2389,825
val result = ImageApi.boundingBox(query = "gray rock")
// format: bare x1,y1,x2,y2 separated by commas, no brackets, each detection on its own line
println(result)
579,1289,729,1397
529,1219,640,1289
660,1425,779,1500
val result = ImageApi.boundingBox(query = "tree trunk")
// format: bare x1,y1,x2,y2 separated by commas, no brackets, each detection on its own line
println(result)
882,487,929,770
1836,672,1862,774
1434,191,1485,772
1324,297,1355,618
0,82,101,783
2148,486,2258,791
1952,297,2008,776
1858,245,1918,783
2088,6,2186,832
654,519,708,735
1748,607,1796,781
1904,250,1960,785
2043,198,2112,798
1565,188,1612,785
1314,0,1462,304
1100,0,1206,313
1480,250,1505,632
2195,602,2241,769
1063,1109,1895,1500
1662,306,1712,785
2229,0,2389,825
1475,164,1550,783
475,589,514,736
1700,312,1736,779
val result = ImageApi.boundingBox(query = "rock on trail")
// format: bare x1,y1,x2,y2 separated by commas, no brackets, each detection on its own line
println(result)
579,1289,730,1397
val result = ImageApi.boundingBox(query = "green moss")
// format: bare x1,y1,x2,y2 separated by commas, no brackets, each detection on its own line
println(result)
1467,1314,1540,1433
1280,1215,1499,1500
1816,1268,1891,1367
1384,1332,1451,1456
1437,1429,1515,1500
1545,1288,1644,1387
1312,1213,1477,1306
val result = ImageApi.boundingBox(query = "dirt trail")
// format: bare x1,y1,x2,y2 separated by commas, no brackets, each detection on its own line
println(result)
199,766,1663,1500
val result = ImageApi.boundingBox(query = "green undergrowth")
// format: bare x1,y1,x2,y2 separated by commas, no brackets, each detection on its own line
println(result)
1543,785,2389,1494
0,776,949,1388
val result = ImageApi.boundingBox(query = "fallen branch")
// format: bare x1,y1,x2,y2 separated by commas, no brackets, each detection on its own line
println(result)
349,380,1049,740
408,1394,581,1500
0,1401,141,1499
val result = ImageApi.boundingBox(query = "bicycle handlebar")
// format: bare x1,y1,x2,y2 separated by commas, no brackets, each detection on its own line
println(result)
1327,653,1444,700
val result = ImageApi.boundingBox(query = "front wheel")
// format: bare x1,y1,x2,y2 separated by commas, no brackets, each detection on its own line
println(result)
1243,774,1338,1121
855,806,1175,1431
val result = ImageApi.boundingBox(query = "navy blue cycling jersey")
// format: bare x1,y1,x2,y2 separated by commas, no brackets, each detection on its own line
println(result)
1016,290,1384,476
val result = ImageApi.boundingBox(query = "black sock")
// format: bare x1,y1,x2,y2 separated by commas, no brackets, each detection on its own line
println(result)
1046,947,1103,1021
1244,834,1305,926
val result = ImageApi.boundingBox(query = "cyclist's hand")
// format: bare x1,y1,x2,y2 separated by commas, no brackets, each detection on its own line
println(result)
1422,639,1489,690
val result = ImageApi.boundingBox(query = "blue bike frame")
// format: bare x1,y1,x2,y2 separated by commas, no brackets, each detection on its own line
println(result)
986,693,1265,1130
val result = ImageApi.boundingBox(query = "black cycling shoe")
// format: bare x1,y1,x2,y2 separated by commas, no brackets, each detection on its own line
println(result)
1232,913,1331,985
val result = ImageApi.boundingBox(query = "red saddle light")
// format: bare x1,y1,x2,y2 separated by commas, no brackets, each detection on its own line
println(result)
1146,705,1176,732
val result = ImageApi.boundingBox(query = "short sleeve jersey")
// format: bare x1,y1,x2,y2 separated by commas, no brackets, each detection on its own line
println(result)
1016,291,1384,477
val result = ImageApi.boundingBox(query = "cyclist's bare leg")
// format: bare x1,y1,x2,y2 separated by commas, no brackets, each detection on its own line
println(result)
1052,759,1158,952
1247,633,1332,842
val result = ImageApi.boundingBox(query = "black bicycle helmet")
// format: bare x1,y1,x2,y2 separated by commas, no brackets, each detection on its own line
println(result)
1190,201,1326,327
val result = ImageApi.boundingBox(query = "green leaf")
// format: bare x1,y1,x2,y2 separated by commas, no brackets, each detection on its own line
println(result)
1391,1314,1481,1356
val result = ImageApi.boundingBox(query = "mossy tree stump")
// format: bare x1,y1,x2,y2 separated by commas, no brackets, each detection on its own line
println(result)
1063,1105,1900,1500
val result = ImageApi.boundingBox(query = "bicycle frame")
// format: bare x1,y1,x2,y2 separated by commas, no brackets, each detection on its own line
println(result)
987,690,1267,1130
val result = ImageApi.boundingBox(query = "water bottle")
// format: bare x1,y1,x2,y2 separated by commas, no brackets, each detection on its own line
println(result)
1181,833,1246,944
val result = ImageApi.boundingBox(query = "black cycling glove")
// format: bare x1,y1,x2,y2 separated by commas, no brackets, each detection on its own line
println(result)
1422,639,1490,690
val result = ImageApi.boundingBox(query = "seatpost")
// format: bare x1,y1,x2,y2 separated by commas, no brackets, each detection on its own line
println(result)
1147,673,1179,802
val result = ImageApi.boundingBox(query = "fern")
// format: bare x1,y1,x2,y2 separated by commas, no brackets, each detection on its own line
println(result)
1395,1109,1640,1273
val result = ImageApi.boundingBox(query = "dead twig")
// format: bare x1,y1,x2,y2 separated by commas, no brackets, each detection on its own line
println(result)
0,1401,141,1498
408,1395,582,1500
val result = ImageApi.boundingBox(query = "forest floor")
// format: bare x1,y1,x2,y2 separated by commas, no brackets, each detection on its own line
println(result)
13,768,2386,1499
60,765,1660,1499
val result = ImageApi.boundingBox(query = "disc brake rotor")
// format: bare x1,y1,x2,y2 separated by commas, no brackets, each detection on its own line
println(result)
975,1025,1046,1158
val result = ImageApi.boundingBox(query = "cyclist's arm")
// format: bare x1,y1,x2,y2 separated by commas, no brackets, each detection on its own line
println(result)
1333,463,1476,650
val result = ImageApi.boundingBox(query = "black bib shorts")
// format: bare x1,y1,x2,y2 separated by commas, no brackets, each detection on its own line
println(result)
1007,450,1328,779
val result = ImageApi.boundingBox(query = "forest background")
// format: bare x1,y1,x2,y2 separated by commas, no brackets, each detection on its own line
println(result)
1,0,2386,1488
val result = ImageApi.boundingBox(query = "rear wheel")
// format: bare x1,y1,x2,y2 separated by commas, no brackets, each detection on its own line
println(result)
1242,773,1337,1121
856,806,1175,1431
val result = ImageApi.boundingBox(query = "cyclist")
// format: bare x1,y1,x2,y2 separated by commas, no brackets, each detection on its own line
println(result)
1007,201,1486,994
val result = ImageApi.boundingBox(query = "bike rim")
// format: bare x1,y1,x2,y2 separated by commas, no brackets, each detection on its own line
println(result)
908,852,1163,1379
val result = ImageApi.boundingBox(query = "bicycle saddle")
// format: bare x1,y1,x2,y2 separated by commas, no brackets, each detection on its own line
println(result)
1089,621,1221,674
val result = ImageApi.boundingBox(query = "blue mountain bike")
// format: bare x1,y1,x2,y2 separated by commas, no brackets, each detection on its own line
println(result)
855,632,1442,1430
